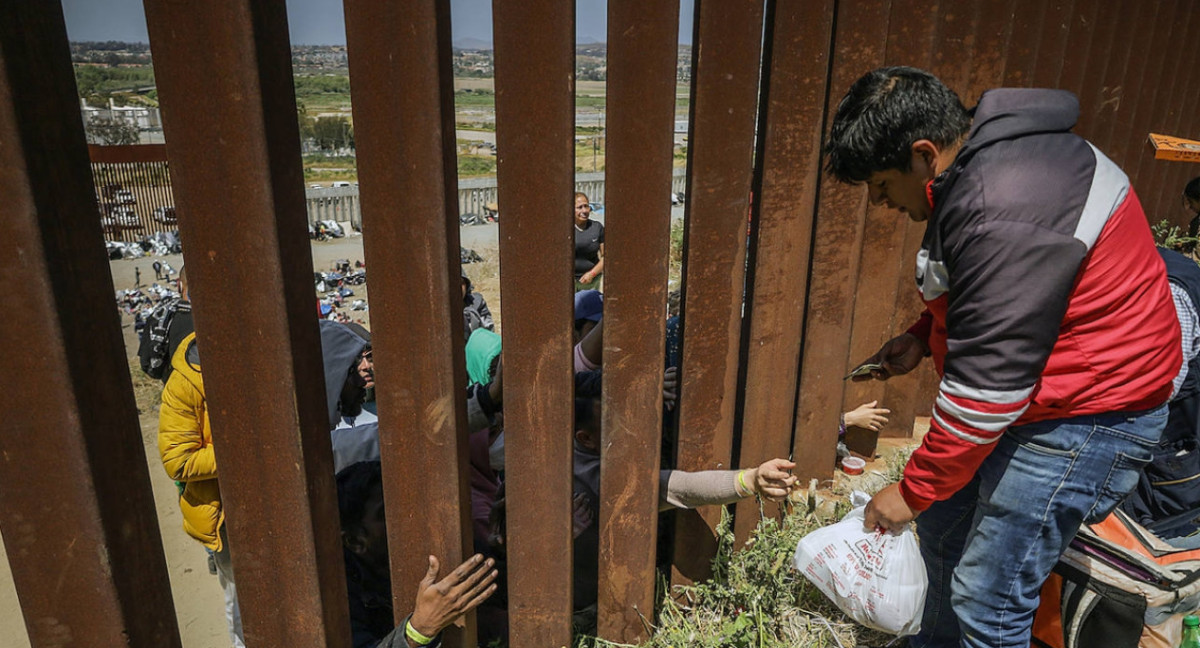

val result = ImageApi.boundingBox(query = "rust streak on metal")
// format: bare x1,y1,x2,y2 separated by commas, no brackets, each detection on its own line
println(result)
0,3,181,646
88,143,169,164
842,0,941,450
596,1,679,641
792,0,892,482
1000,0,1047,88
672,0,766,566
144,0,350,644
1142,4,1200,221
735,0,835,545
965,0,1017,104
1125,0,1183,210
1067,0,1119,141
1106,0,1167,179
1088,0,1141,155
874,0,940,441
492,1,577,645
343,1,476,645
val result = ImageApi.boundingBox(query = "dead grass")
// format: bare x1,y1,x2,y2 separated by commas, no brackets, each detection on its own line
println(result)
585,446,915,648
463,243,502,331
129,356,163,414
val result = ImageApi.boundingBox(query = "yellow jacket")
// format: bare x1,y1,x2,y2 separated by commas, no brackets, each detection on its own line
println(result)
158,333,224,551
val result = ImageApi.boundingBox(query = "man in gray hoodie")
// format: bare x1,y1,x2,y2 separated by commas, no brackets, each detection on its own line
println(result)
319,320,380,474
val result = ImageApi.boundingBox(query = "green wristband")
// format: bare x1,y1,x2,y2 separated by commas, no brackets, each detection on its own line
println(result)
405,620,435,646
737,470,752,497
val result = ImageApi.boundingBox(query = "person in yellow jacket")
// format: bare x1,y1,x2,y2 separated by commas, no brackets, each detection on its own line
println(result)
158,332,244,648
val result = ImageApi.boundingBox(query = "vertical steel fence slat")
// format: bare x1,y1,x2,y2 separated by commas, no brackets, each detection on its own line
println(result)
965,0,1017,104
595,1,680,641
836,4,907,443
839,205,907,447
1000,0,1047,87
0,5,182,646
672,0,766,558
491,2,577,645
1108,0,1170,194
1127,0,1185,213
927,1,975,100
1055,0,1100,96
1069,0,1120,140
87,145,175,241
1145,5,1200,221
143,1,351,645
734,0,835,542
791,0,893,479
897,0,985,420
1030,0,1075,89
1080,0,1137,154
847,0,938,445
872,0,941,441
343,2,476,645
1169,9,1200,217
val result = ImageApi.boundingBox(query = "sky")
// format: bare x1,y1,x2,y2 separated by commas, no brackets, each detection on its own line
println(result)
60,0,695,46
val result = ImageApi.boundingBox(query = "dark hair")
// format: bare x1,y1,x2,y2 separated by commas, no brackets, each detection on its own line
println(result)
574,397,600,433
337,461,382,538
825,66,971,183
1186,177,1200,202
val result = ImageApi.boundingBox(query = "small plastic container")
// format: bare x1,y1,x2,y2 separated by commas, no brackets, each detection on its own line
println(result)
841,456,866,475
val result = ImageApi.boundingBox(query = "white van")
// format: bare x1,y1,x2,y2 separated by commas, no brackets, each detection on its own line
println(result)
331,181,352,188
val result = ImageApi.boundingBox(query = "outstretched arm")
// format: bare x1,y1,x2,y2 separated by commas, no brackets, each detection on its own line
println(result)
659,458,797,511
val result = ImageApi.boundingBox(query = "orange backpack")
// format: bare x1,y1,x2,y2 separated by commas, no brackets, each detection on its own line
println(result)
1032,509,1200,648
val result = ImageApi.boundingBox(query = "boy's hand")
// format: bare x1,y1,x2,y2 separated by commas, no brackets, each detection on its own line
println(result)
863,483,918,533
852,333,926,381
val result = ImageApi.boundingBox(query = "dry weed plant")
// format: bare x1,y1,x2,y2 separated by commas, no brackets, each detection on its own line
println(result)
585,447,915,648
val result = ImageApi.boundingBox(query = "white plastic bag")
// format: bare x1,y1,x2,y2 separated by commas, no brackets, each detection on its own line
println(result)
792,491,927,636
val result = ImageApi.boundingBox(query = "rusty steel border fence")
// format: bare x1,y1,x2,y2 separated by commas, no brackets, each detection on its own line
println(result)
4,0,1200,646
88,144,179,242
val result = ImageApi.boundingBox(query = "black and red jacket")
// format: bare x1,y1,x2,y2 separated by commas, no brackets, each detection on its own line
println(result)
899,88,1182,512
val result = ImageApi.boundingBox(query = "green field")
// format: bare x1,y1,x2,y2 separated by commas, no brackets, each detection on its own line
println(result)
74,64,157,100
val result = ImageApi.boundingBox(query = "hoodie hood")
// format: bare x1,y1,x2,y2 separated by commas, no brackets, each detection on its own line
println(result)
319,320,371,429
958,88,1079,166
462,267,474,295
465,328,502,386
931,88,1079,208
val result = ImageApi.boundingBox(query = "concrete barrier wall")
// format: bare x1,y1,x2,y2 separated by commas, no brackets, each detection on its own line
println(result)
302,168,689,227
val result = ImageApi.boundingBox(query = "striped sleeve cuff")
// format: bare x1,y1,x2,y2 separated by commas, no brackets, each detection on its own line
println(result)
900,378,1034,510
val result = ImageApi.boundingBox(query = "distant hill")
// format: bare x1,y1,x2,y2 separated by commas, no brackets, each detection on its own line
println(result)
454,38,493,51
454,38,612,50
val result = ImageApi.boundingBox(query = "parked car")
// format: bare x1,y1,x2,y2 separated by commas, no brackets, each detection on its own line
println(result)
309,183,323,189
115,189,136,204
332,181,352,188
101,206,140,229
153,206,177,224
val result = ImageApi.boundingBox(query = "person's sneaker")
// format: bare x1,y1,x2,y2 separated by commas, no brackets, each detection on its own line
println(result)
207,552,218,576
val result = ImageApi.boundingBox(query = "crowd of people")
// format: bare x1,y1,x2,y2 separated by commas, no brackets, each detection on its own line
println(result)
138,65,1200,648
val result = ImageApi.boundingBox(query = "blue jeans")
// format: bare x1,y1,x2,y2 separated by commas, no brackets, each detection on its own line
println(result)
910,405,1167,648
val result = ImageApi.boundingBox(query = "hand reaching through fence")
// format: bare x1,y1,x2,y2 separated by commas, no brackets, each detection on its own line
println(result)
745,458,798,501
844,401,891,432
406,554,498,647
663,366,678,410
572,492,594,540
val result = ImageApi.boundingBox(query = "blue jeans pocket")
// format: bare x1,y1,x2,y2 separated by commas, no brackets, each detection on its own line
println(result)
1088,444,1155,523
